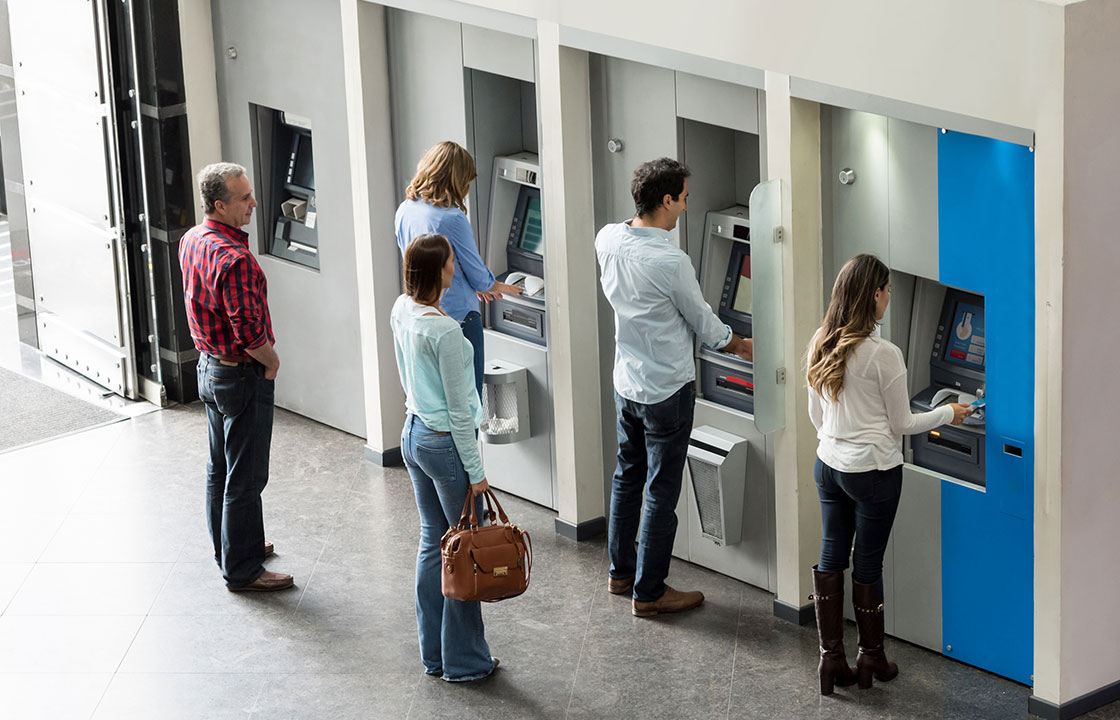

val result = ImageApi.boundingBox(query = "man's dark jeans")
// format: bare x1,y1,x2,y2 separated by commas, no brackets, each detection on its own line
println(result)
815,458,903,585
608,383,696,603
197,355,275,588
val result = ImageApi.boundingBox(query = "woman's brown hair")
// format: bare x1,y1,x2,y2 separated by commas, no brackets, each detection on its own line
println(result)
403,233,452,305
807,254,891,401
405,141,477,212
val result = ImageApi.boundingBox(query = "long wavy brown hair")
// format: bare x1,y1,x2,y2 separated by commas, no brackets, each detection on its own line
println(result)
405,141,477,212
807,254,891,402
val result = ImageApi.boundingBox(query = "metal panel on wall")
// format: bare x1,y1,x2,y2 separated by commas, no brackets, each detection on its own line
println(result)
211,0,367,436
462,23,533,83
9,0,137,396
937,130,1034,685
888,119,938,281
23,204,122,345
890,465,943,653
16,86,114,226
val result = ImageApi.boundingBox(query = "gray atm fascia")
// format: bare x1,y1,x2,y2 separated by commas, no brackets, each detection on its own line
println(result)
590,55,773,589
211,0,365,435
481,154,556,509
821,105,947,652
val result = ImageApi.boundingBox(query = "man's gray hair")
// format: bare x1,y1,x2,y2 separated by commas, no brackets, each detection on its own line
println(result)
198,162,247,214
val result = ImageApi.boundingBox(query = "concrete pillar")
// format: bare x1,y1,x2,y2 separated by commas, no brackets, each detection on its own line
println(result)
340,0,406,464
766,73,825,623
536,22,606,539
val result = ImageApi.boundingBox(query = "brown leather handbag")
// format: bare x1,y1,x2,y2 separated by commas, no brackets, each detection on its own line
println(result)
440,489,532,603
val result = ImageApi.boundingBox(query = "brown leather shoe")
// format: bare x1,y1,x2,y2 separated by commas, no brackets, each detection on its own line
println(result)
608,575,634,595
632,585,704,617
264,541,275,557
229,570,294,592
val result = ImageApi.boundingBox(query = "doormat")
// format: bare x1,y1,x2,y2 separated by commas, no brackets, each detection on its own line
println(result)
0,366,124,453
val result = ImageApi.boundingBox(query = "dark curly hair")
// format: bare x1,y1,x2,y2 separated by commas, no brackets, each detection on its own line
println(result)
630,158,691,217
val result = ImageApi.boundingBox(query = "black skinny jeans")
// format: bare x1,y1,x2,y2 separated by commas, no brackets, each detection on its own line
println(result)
815,458,903,585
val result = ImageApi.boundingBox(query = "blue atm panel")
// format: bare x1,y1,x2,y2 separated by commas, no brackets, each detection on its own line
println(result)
938,130,1034,684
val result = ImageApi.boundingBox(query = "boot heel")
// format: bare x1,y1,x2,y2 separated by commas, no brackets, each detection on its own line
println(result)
820,672,835,696
857,664,874,689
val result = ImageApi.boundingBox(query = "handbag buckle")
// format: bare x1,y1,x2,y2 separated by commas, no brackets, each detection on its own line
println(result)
494,566,508,577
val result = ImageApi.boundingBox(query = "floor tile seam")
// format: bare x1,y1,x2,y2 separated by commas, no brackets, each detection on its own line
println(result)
58,419,135,519
0,563,33,617
725,587,745,720
562,544,606,720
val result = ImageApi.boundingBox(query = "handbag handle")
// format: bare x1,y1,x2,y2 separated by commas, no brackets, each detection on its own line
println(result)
457,488,510,529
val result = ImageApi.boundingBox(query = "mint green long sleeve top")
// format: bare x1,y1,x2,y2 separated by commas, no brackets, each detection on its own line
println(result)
390,294,485,484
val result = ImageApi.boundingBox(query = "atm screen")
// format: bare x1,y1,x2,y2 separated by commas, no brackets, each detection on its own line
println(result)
731,250,752,315
290,134,314,191
516,192,544,256
942,301,985,371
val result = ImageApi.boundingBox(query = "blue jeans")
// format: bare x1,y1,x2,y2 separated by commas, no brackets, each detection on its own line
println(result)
815,458,903,585
401,414,495,681
197,355,274,588
459,310,484,399
608,383,696,602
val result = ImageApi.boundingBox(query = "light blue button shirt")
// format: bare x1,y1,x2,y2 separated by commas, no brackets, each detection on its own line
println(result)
395,199,495,322
390,294,485,484
596,220,733,405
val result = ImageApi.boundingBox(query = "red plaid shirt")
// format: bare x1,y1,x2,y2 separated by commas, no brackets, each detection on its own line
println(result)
179,219,275,355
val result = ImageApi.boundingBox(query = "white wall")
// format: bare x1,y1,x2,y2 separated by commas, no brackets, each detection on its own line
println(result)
1058,0,1120,702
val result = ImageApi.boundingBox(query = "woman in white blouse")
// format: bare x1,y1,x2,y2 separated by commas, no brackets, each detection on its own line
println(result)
805,254,971,695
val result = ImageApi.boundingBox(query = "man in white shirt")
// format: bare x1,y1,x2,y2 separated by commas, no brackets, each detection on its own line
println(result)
596,158,753,617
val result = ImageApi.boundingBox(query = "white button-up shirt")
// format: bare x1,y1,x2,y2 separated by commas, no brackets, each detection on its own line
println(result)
596,220,732,405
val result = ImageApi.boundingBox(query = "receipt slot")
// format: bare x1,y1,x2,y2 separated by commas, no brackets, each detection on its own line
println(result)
480,361,530,444
686,426,748,547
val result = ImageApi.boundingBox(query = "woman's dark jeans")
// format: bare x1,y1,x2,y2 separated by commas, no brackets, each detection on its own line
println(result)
815,458,903,585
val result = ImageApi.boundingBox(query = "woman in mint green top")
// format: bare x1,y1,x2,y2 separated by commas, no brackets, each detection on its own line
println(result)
391,233,498,682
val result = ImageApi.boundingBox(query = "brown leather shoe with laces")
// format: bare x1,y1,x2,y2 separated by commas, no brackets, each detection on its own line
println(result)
632,585,704,617
229,570,294,592
264,541,275,557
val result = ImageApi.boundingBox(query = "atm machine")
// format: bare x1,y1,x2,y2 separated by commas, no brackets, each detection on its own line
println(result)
673,203,776,592
261,111,319,269
478,153,557,509
909,287,986,486
697,206,754,414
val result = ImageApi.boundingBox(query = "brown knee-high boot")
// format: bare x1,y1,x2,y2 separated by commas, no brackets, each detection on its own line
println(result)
851,579,899,688
811,566,856,695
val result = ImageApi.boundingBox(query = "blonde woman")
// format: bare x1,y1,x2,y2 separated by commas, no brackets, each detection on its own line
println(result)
395,141,521,397
806,254,971,695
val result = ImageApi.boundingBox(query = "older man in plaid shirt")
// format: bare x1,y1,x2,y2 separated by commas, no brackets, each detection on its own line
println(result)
179,162,292,592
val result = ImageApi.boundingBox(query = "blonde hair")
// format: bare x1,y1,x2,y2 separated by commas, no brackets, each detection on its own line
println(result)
807,254,891,402
405,141,477,212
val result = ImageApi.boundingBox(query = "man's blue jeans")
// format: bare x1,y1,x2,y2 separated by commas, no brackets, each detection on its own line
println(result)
197,355,274,588
608,383,696,603
401,414,495,682
459,310,485,399
815,458,903,585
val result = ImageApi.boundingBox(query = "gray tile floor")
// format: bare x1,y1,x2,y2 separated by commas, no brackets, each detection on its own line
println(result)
1,402,1119,719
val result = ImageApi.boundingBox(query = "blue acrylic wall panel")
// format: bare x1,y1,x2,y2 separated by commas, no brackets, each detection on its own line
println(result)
938,130,1034,684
